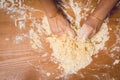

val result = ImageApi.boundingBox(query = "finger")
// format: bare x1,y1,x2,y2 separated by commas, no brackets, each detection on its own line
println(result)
56,20,67,35
49,18,62,35
78,24,88,39
67,28,76,38
57,14,67,32
83,28,95,40
87,29,96,39
78,24,93,41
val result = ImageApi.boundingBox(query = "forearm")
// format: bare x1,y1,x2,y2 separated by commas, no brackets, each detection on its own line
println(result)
91,0,118,20
40,0,58,18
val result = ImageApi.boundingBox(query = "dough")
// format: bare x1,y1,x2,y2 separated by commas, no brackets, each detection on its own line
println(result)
46,23,109,74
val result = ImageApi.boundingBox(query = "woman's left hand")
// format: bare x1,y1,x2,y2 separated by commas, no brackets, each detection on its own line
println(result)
78,15,103,41
48,13,76,37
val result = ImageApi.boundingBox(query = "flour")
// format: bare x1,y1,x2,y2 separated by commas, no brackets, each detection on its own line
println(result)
113,60,120,65
14,34,28,44
0,0,49,47
45,0,109,74
0,0,41,30
109,25,120,53
46,23,109,74
0,0,110,75
46,72,51,77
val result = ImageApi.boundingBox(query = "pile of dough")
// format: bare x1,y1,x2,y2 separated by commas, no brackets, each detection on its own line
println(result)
46,23,109,74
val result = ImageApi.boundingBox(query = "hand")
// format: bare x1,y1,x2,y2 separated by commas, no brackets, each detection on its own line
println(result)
78,15,103,41
47,12,76,37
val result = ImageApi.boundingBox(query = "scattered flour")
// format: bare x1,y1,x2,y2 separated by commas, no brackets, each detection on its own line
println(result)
110,25,120,53
14,34,28,44
113,60,120,65
46,72,51,77
46,23,109,74
0,0,110,75
44,0,109,74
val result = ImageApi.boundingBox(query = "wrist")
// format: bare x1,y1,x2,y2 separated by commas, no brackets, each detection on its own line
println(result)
47,10,58,18
91,11,107,21
90,14,103,22
40,0,58,18
85,15,103,29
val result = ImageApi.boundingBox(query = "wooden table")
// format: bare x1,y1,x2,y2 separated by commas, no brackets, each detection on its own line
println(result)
0,0,120,80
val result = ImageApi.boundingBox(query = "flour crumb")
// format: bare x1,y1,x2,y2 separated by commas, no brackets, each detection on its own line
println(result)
5,38,10,41
113,60,120,65
46,72,51,77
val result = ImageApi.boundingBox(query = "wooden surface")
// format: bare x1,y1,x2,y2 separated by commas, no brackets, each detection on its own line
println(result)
0,0,120,80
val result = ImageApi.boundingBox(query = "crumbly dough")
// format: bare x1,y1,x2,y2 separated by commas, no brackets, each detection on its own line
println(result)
28,0,110,74
0,0,110,75
29,13,109,74
46,23,109,74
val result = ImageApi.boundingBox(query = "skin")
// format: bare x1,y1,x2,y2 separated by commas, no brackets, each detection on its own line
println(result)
40,0,76,37
40,0,118,40
79,0,118,40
